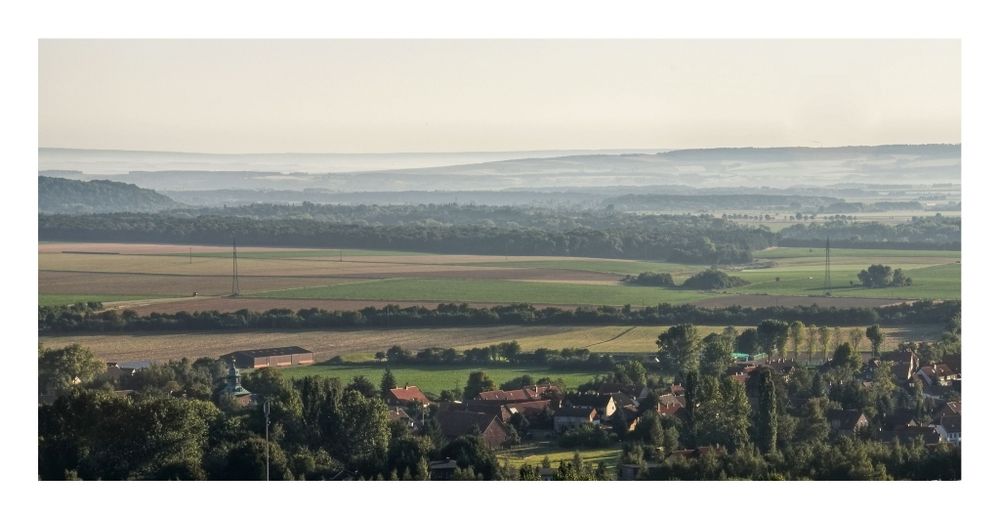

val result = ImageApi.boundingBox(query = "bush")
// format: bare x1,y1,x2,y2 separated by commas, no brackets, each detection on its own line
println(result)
621,272,675,287
681,269,750,290
857,265,912,288
558,424,614,449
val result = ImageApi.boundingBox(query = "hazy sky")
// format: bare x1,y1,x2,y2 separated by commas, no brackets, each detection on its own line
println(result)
39,39,960,153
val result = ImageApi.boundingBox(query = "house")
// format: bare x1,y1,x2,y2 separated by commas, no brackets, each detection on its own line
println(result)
883,409,918,430
450,400,515,423
504,399,555,421
726,362,759,378
596,382,650,400
827,409,869,436
657,393,686,417
611,404,641,432
103,360,153,381
936,401,961,420
935,415,961,445
553,406,599,432
388,407,416,429
882,425,945,446
566,394,616,421
476,384,560,402
435,407,510,449
429,459,459,480
223,346,314,369
916,363,960,387
608,392,639,410
882,350,919,382
450,399,555,428
388,385,431,407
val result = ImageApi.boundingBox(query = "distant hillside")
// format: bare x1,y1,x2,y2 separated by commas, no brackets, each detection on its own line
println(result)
39,176,183,214
36,144,961,193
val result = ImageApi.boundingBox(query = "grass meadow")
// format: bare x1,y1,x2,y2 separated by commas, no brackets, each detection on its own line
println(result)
281,363,605,395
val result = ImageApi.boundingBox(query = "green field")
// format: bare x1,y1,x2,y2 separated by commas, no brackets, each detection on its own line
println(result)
733,262,960,300
282,363,604,395
162,248,429,259
455,259,703,276
497,442,622,470
254,278,716,306
755,247,960,262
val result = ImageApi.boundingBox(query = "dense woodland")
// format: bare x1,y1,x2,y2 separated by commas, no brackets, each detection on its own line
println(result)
599,193,841,212
38,300,960,335
779,216,960,250
38,205,960,264
38,211,772,263
39,176,183,214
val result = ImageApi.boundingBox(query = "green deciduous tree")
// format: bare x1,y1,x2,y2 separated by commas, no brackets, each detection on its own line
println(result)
757,320,790,361
38,343,104,398
866,324,886,360
463,371,496,400
789,321,805,361
657,324,702,374
700,331,735,377
756,369,778,455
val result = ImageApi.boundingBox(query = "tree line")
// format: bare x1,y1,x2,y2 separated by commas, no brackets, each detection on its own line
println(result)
38,210,775,264
778,216,960,250
38,300,960,335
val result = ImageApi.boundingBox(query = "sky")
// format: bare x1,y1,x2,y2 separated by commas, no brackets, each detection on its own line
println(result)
38,39,960,154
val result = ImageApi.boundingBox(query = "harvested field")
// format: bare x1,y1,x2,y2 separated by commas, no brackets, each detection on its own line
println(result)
44,323,942,363
39,243,959,311
40,242,324,255
38,271,360,296
38,326,585,363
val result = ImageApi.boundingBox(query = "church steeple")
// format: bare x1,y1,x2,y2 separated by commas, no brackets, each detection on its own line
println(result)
225,357,251,397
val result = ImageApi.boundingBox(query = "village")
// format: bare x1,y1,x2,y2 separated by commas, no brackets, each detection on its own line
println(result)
44,321,961,481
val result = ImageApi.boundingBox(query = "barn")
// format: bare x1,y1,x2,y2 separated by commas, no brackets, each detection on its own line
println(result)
223,346,315,369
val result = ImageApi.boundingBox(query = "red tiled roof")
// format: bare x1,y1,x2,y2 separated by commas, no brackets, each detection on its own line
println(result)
389,386,431,405
437,409,502,438
555,406,597,419
477,384,560,402
477,389,534,401
505,399,554,418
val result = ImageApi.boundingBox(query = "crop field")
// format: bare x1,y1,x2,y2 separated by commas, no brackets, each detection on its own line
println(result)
281,364,604,395
39,242,959,312
38,293,163,307
44,323,941,365
252,278,714,306
731,263,960,300
38,326,587,363
452,259,703,276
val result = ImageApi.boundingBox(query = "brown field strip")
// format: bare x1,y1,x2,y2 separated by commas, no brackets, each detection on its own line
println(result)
38,326,585,363
40,323,943,364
